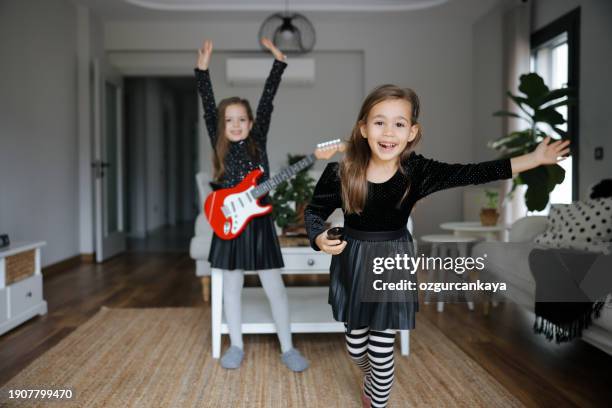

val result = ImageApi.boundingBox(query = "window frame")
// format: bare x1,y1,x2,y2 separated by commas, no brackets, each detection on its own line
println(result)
531,7,580,201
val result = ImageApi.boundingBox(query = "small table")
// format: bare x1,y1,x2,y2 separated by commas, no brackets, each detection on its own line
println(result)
440,221,508,242
420,235,477,312
210,244,410,359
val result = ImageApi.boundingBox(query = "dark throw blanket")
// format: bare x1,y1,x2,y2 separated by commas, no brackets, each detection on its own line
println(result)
528,248,610,343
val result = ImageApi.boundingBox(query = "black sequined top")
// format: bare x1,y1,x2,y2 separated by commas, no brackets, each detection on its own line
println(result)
195,59,287,190
304,153,513,250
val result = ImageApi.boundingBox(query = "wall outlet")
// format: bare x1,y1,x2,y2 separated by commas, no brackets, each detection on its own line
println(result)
594,147,604,160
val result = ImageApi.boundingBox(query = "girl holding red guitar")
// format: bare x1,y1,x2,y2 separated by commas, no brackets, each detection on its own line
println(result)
195,38,308,372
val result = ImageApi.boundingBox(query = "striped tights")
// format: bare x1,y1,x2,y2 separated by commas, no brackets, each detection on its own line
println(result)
345,325,396,407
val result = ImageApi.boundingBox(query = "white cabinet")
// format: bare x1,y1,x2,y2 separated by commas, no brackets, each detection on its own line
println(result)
0,288,7,324
210,246,409,358
0,242,48,335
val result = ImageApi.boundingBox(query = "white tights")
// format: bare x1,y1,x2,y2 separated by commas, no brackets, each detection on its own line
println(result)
222,269,293,353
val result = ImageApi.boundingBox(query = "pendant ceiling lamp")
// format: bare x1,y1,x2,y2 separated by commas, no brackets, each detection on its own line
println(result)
259,0,316,54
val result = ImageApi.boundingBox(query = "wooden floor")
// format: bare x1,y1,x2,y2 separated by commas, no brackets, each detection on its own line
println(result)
1,250,611,407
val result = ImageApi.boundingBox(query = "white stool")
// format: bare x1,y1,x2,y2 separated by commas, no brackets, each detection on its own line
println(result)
420,234,477,312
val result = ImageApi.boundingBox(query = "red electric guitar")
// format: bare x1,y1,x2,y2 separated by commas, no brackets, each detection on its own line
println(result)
204,139,345,240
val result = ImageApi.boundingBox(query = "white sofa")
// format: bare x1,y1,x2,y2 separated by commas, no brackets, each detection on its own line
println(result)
471,216,612,355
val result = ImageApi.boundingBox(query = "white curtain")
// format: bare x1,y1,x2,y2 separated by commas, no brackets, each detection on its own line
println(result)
500,0,532,228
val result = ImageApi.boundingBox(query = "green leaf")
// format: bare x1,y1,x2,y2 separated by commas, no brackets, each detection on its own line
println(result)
533,107,565,126
543,99,575,110
520,166,550,210
506,92,533,116
534,87,574,106
519,73,550,102
518,165,565,211
492,110,532,124
524,183,549,211
551,127,568,138
489,130,531,148
546,164,566,191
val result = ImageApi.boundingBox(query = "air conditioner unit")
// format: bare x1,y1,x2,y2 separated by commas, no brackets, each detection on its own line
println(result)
226,58,315,85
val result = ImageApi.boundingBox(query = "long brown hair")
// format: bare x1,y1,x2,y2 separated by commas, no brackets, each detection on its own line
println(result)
212,97,259,181
340,84,423,214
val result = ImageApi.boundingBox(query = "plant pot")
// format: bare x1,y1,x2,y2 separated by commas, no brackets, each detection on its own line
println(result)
295,202,306,226
480,208,499,226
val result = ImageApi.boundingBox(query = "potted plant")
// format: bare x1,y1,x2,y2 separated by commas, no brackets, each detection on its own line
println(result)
480,190,499,226
270,154,316,235
490,73,574,211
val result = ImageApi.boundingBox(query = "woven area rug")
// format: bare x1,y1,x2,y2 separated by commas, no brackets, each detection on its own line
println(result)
1,307,523,407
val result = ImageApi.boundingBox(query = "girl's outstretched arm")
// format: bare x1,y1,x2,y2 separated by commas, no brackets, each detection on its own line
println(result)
409,137,570,200
251,38,288,143
510,136,570,174
194,40,218,145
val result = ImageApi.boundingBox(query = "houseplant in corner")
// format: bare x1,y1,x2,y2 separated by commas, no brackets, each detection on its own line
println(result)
480,189,500,226
489,73,574,211
271,154,315,236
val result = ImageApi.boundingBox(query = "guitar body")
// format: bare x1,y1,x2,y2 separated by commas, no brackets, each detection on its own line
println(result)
204,168,272,240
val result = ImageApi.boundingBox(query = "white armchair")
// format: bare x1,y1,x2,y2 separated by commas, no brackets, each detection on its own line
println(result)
190,172,214,301
189,171,418,302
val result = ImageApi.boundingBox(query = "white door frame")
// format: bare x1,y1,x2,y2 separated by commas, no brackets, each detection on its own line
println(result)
93,58,126,262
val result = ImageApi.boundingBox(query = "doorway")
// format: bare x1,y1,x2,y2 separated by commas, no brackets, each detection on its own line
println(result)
123,77,199,252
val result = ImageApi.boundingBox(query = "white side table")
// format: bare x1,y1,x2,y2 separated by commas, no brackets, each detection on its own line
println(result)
440,221,509,242
0,241,47,335
210,246,410,359
420,235,477,313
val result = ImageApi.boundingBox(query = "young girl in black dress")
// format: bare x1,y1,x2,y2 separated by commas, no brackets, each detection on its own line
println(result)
195,38,308,372
305,85,569,407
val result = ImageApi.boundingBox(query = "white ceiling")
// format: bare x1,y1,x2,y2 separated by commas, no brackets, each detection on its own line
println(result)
75,0,500,22
122,0,449,12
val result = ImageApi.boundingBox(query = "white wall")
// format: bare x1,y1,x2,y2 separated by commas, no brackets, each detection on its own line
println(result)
104,8,483,236
532,0,612,196
472,2,505,163
0,0,79,266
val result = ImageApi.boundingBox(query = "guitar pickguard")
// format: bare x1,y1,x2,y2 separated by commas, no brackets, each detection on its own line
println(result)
222,187,269,234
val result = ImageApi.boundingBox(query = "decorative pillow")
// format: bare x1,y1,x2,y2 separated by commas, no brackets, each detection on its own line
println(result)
534,198,612,254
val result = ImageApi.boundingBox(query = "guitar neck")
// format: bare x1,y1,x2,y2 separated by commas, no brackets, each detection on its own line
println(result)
251,154,317,199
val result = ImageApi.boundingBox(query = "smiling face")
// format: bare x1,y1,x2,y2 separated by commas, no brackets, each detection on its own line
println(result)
359,98,419,164
223,103,253,142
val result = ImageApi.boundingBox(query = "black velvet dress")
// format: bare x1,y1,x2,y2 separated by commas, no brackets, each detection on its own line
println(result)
304,154,513,330
195,60,287,271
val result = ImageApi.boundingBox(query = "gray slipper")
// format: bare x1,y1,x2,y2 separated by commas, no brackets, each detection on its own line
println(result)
281,348,309,372
220,345,244,369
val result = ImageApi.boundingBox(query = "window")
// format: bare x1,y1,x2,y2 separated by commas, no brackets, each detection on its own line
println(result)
530,8,580,212
530,33,572,206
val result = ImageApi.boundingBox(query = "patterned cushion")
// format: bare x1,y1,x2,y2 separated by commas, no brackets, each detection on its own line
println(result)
534,198,612,254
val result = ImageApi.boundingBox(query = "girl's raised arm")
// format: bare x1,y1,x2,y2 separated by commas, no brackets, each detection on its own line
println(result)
194,40,218,145
251,38,288,143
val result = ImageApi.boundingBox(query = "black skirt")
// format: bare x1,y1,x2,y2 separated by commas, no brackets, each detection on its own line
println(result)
329,226,419,331
208,213,284,271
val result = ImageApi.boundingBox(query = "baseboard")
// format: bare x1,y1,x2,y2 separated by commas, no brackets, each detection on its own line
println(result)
81,253,95,263
42,253,93,278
